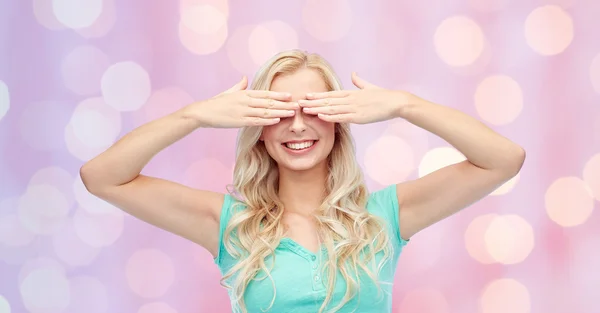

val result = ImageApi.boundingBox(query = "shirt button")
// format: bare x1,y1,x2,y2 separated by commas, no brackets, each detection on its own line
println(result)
314,275,320,282
312,263,318,269
311,255,316,261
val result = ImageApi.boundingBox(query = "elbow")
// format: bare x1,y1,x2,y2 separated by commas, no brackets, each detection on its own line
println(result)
79,163,105,196
505,145,526,177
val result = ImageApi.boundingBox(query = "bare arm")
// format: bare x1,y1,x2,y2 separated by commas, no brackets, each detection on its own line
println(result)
80,107,225,256
395,95,525,240
79,77,296,258
295,73,525,241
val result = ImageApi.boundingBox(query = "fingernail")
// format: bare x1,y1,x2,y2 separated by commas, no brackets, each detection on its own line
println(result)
298,100,306,106
306,93,313,98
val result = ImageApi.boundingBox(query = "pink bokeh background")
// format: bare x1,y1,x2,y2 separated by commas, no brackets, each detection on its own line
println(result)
0,0,599,312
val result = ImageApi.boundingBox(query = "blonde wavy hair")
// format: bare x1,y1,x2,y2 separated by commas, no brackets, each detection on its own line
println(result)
220,50,394,313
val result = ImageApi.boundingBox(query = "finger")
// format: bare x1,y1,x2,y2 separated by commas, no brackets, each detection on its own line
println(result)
298,98,345,108
351,72,366,89
221,76,248,95
317,113,356,123
247,90,292,101
302,105,353,115
305,90,349,99
243,116,281,126
247,107,296,118
249,98,300,110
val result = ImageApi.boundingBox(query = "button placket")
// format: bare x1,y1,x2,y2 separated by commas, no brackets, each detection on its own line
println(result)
310,252,325,291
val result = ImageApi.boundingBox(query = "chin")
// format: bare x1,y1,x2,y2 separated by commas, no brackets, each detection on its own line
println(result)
280,161,321,172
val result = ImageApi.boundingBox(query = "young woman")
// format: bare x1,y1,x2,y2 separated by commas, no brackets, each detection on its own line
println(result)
80,50,525,313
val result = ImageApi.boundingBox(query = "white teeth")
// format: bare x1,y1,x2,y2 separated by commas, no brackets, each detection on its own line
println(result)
285,141,314,150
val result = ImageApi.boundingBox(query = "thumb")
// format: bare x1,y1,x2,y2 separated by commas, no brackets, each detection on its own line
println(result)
222,76,248,94
351,72,373,89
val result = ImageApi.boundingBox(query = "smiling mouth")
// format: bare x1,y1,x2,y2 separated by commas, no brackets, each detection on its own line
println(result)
282,140,316,150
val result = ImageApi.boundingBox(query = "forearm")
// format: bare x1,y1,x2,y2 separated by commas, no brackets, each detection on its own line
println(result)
80,106,202,190
396,93,525,173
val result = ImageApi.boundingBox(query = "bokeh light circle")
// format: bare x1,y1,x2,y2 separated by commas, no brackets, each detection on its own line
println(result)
474,75,523,125
29,166,75,208
178,4,228,57
33,0,66,30
465,213,498,264
583,153,600,201
434,16,485,67
398,288,450,313
0,214,36,247
73,207,125,247
101,61,151,111
480,278,531,313
180,0,229,17
18,257,66,286
65,97,121,161
364,136,415,185
73,176,121,215
0,295,10,313
18,184,70,235
524,5,574,56
302,0,353,42
590,53,600,95
181,4,226,34
418,147,466,178
138,302,178,313
20,268,70,313
248,21,299,66
61,45,111,96
52,0,103,29
69,97,122,148
545,176,594,227
66,276,108,313
0,80,9,121
226,24,260,75
52,218,102,266
484,214,534,264
126,249,175,298
490,173,520,196
75,0,116,38
134,87,195,125
383,117,430,158
469,0,509,12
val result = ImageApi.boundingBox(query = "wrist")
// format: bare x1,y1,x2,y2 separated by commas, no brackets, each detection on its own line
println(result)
393,91,428,119
178,102,208,128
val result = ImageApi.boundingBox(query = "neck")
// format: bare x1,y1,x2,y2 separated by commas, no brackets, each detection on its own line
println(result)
277,162,328,216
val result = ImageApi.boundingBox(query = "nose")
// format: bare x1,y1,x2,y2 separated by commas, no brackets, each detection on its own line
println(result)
289,108,307,134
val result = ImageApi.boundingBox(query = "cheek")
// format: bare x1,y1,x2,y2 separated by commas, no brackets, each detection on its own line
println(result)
260,125,278,141
317,121,336,138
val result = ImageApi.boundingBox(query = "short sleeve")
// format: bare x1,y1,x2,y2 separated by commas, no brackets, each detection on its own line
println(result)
213,193,235,265
366,185,409,247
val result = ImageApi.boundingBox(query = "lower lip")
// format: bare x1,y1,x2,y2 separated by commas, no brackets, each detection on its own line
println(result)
282,141,318,155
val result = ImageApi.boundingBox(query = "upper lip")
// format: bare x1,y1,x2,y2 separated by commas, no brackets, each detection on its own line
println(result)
283,139,317,144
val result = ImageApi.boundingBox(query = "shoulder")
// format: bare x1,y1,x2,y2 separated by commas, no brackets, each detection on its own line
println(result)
367,185,399,212
213,193,247,265
366,185,409,246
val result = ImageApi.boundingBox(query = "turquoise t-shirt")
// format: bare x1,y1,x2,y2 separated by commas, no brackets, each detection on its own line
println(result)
213,185,409,312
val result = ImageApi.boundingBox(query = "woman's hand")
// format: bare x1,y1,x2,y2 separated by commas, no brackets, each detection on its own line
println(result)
298,72,413,124
184,77,298,128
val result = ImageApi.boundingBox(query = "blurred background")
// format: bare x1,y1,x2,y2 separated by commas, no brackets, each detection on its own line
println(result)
0,0,599,312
